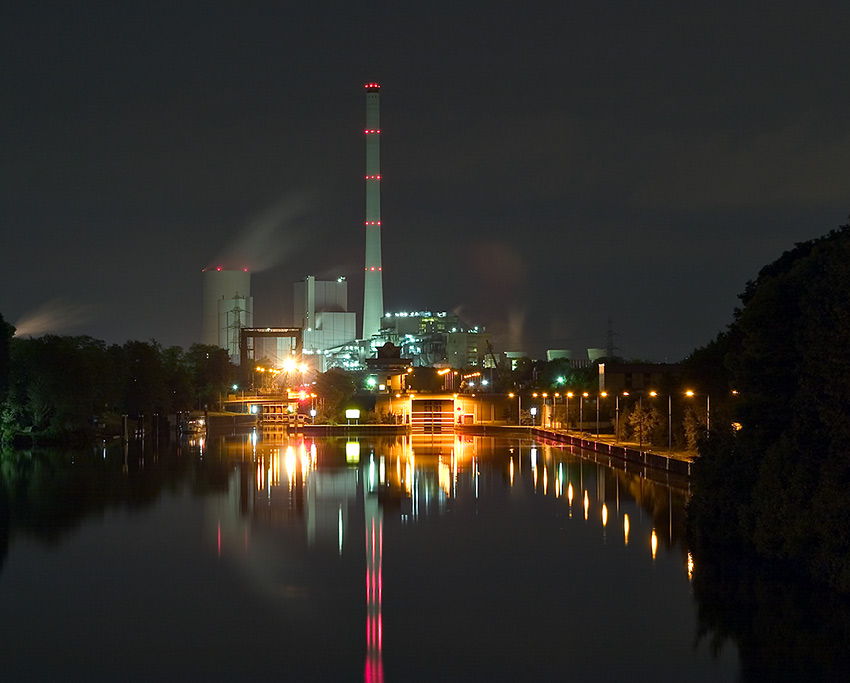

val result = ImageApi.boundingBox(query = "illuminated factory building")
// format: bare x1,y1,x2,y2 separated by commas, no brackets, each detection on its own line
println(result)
296,275,357,372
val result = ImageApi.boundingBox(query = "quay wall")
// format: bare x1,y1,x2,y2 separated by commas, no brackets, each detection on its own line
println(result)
460,424,693,478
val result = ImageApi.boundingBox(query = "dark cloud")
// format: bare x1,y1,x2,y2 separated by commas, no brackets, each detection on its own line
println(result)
1,1,848,359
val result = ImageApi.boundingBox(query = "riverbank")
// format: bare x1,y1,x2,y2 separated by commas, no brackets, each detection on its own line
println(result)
459,424,694,477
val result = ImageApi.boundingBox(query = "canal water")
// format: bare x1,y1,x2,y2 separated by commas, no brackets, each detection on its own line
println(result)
0,433,846,681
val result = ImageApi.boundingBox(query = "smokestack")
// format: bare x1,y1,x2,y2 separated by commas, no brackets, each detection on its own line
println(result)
362,82,384,339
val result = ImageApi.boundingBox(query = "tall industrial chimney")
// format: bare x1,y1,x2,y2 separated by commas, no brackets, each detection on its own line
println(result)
362,82,384,340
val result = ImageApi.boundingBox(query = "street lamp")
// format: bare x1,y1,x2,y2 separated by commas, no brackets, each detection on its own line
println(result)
566,392,573,431
685,390,710,437
596,391,607,438
554,393,560,428
615,391,629,443
509,392,521,426
650,390,673,451
638,393,643,451
579,392,589,433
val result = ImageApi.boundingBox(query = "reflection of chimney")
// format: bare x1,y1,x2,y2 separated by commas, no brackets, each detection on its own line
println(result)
364,490,383,681
362,82,384,339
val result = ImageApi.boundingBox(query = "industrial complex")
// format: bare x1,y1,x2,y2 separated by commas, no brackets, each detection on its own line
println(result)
201,83,495,379
195,84,689,439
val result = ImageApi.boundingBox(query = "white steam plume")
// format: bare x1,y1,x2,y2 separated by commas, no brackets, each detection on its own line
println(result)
209,194,317,272
14,299,96,337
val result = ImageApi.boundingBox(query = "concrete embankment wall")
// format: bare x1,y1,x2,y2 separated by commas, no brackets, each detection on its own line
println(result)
461,425,692,478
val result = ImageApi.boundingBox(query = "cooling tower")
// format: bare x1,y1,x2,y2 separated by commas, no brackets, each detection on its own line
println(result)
201,268,253,362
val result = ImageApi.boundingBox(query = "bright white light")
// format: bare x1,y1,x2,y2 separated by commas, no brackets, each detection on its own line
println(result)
338,507,344,554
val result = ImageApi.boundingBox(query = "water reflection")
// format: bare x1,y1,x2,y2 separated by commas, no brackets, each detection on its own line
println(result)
202,431,695,679
692,550,850,681
0,436,847,680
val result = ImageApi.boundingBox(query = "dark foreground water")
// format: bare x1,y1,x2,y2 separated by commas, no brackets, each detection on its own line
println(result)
0,432,847,681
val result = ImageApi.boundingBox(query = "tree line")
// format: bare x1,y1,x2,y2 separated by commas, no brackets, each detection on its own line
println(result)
686,217,850,593
0,318,235,445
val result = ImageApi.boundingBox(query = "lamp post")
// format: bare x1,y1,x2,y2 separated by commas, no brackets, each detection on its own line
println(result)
554,393,560,428
650,391,672,451
566,392,573,431
615,391,629,443
638,394,643,451
509,392,521,426
579,392,589,433
596,391,607,438
686,390,710,437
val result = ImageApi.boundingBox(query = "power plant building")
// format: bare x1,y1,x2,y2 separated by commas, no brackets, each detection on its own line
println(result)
201,268,253,363
296,275,357,372
377,311,490,369
446,330,490,369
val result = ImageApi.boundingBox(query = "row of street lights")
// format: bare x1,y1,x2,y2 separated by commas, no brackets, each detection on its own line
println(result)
527,390,606,434
513,388,713,450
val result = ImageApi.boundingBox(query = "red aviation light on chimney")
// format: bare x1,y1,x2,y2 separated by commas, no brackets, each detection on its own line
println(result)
365,82,381,90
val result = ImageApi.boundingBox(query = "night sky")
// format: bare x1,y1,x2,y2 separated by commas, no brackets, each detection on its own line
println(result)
2,2,848,361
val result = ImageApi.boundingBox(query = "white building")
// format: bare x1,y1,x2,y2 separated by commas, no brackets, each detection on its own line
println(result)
295,275,357,372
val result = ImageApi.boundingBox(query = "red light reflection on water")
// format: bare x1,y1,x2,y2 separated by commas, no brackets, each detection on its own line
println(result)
365,513,384,682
